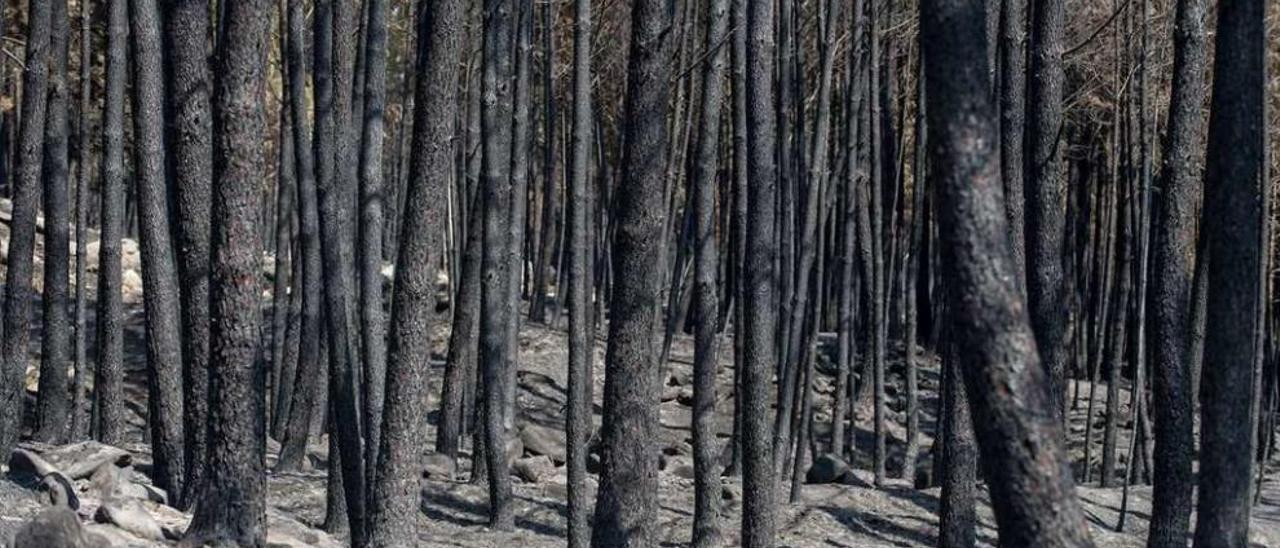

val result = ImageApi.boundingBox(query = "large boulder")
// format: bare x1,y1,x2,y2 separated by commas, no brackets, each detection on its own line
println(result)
519,423,566,464
40,441,132,480
512,455,555,483
13,507,104,548
805,453,855,484
93,498,164,541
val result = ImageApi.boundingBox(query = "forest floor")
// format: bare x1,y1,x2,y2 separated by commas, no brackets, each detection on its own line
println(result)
0,214,1277,545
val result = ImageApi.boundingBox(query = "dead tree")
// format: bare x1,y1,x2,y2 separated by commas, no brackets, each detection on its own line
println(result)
919,0,1094,542
588,0,674,544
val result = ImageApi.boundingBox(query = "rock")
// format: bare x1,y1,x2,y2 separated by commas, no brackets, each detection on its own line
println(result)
41,472,80,510
806,453,854,484
512,455,555,483
913,464,934,489
93,498,164,541
120,482,168,505
661,384,681,402
675,387,695,406
87,462,123,499
505,436,524,464
422,454,456,480
9,447,60,478
41,442,132,480
519,423,566,464
14,507,103,548
664,456,696,480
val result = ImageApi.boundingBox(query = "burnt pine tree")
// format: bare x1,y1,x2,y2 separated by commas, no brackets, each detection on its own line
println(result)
94,0,129,446
998,0,1026,276
131,0,187,498
588,0,674,544
316,0,367,537
0,0,53,457
918,0,1094,543
276,0,325,471
564,0,594,543
742,0,779,542
691,0,729,543
1193,0,1265,544
939,343,977,548
71,0,93,441
1025,0,1069,418
183,0,274,542
358,0,389,497
479,0,517,531
162,0,214,510
365,0,464,542
36,0,73,444
1146,0,1207,543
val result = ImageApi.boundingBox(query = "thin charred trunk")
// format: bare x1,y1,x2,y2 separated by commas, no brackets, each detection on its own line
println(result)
131,0,187,497
36,0,73,444
71,0,93,441
94,0,128,447
0,0,54,456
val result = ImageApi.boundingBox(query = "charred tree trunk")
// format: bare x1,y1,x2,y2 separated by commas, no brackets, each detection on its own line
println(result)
131,0,187,497
1146,0,1207,543
588,0,673,544
1193,0,1265,543
163,0,214,510
741,0,779,543
0,0,54,456
182,0,273,541
71,0,92,441
919,0,1094,543
94,0,128,446
365,0,463,542
564,0,594,544
36,0,73,444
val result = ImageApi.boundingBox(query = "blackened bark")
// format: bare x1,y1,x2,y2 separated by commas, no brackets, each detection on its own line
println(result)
94,0,128,447
316,0,367,538
358,0,389,499
131,0,186,497
1026,0,1069,419
437,183,481,460
365,0,464,542
163,0,214,510
182,0,273,542
71,0,92,441
919,0,1094,543
503,0,533,456
692,0,729,543
0,0,54,456
1146,0,1207,544
269,103,293,434
530,0,558,325
479,0,517,531
938,343,975,548
1193,0,1265,543
588,0,673,544
564,0,593,544
998,0,1026,277
741,0,778,543
277,0,324,473
36,0,73,444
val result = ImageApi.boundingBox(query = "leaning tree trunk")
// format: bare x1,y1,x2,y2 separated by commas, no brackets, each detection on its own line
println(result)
131,0,187,498
183,0,273,543
94,0,129,447
741,0,779,543
364,0,464,543
1146,0,1207,543
588,0,673,545
1193,0,1265,544
919,0,1094,543
35,0,73,444
0,0,54,457
163,0,214,510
